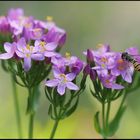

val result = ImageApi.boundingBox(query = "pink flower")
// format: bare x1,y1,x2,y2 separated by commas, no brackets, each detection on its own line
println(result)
45,68,79,95
15,38,44,71
0,42,16,59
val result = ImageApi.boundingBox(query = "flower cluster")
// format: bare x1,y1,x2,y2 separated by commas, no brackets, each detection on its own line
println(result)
83,44,140,89
45,52,84,95
0,8,66,71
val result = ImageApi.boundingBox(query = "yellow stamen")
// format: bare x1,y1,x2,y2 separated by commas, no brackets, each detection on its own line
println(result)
24,23,32,28
59,74,67,83
46,16,53,22
105,79,110,84
26,53,30,58
96,43,104,49
65,52,71,59
101,57,108,63
118,66,124,70
118,59,124,64
117,59,125,70
40,41,46,47
39,41,46,52
26,44,30,50
101,64,106,68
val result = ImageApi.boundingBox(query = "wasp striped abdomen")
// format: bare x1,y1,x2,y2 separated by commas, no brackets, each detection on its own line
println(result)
132,59,140,71
121,52,140,72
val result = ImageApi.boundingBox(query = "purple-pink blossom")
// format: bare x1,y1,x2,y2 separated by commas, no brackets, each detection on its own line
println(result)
45,68,79,95
51,52,84,75
15,38,44,71
0,42,16,59
83,44,136,89
100,75,124,90
34,40,57,59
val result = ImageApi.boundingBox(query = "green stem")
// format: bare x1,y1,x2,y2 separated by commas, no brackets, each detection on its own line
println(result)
118,91,127,112
28,87,35,139
11,74,22,138
102,102,107,139
50,119,60,139
28,113,35,139
106,100,111,134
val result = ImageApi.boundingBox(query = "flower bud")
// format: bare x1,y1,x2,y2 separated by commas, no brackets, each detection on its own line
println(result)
90,69,97,80
87,49,94,64
83,64,90,76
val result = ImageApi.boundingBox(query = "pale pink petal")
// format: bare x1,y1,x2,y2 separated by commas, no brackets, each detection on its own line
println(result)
45,79,59,87
57,83,66,95
53,67,61,78
45,42,57,51
44,51,56,57
4,42,12,53
30,46,38,53
15,50,25,58
17,37,26,51
34,40,40,47
122,70,133,83
0,53,13,59
24,57,31,71
66,73,76,81
66,82,79,90
31,54,44,61
112,83,124,89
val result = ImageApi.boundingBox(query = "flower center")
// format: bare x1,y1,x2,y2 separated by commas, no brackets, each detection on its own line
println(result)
46,16,53,22
101,57,108,63
26,44,33,52
117,59,125,70
101,63,106,68
39,41,46,52
26,53,30,58
118,59,124,64
65,52,71,60
105,79,110,84
96,43,103,49
24,22,32,28
59,74,67,83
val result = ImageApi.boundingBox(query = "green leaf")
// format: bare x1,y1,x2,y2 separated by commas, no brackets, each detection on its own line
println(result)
1,60,9,72
32,85,40,113
108,106,126,137
80,76,87,89
65,96,79,117
48,105,52,116
94,111,102,134
26,86,41,115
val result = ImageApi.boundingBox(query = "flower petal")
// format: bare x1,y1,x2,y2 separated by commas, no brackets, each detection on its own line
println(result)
24,57,31,71
66,73,76,81
31,54,44,61
45,79,59,87
34,40,40,47
17,37,26,51
57,83,66,95
15,50,25,58
112,83,124,89
122,69,133,83
0,53,13,59
4,42,12,53
45,42,57,51
66,82,79,90
44,51,56,57
53,67,61,78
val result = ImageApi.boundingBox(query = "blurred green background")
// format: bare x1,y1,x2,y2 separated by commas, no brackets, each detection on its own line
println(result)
0,1,140,139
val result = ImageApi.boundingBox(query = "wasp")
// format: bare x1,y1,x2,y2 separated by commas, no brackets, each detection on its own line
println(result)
121,52,140,71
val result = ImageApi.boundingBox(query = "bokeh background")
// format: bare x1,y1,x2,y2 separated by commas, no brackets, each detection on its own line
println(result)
0,1,140,139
